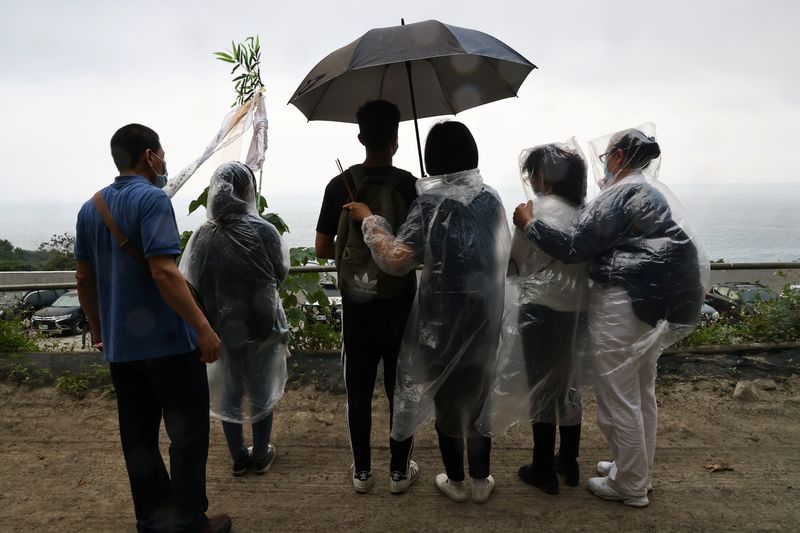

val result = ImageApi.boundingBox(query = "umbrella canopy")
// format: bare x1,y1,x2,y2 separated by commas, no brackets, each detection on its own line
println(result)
289,19,536,123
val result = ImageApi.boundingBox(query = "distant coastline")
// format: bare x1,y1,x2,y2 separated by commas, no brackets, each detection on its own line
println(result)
1,182,798,263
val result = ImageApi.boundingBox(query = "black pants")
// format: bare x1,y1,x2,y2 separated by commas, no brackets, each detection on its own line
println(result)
435,423,491,481
518,303,581,424
110,351,210,533
342,292,414,473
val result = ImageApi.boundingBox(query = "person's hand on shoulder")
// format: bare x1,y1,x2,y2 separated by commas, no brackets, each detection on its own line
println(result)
513,200,534,230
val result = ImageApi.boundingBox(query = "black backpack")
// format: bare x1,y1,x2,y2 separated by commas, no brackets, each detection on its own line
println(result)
335,164,413,300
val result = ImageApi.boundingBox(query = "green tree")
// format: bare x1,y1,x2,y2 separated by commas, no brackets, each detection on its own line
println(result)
38,233,77,270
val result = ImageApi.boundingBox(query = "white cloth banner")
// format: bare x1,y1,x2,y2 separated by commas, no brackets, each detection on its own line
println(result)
163,89,268,198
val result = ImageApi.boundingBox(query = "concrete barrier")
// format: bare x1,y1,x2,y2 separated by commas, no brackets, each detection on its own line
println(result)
710,266,799,291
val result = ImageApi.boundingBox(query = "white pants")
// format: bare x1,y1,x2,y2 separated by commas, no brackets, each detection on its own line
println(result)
588,287,677,497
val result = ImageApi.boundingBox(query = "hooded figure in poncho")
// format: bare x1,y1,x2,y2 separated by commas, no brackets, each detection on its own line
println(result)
180,161,289,474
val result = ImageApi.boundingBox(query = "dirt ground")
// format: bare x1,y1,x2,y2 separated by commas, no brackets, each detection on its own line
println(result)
0,374,799,532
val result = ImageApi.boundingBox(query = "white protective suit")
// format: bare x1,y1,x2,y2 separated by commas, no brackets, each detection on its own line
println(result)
360,168,511,440
478,141,590,436
523,126,710,496
180,161,290,424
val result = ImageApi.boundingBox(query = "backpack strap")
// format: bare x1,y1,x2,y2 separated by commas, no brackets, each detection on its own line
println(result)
347,164,405,198
92,190,148,272
347,164,368,197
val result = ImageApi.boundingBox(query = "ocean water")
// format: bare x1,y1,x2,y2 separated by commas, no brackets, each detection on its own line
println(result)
1,183,798,263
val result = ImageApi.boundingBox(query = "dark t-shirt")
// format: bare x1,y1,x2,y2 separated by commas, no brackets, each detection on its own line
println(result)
316,166,418,236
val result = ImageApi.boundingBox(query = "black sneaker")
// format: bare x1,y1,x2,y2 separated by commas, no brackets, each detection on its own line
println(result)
518,463,559,495
232,453,253,477
554,453,580,486
251,444,276,475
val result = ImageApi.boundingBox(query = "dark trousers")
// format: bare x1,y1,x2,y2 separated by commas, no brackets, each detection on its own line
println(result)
222,413,273,461
342,292,415,473
110,351,210,533
519,303,582,424
435,423,491,481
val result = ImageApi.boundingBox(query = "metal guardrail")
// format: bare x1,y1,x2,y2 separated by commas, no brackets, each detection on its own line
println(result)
708,262,800,270
1,262,799,292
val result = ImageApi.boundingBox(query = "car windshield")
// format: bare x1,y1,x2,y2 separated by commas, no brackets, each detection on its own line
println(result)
52,292,80,307
740,288,774,303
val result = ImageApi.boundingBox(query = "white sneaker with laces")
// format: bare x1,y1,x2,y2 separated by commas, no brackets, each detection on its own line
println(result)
390,460,419,494
435,473,468,503
596,461,653,492
587,476,649,507
471,475,495,504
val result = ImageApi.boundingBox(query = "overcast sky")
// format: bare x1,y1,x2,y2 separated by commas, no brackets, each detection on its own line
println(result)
1,0,798,210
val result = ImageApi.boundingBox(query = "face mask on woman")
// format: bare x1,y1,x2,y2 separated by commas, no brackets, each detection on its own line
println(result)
601,163,615,188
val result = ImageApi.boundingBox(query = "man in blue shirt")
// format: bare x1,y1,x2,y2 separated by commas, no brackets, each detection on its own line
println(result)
75,123,231,533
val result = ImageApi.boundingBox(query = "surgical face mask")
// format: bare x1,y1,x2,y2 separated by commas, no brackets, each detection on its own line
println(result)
150,153,169,188
601,162,615,189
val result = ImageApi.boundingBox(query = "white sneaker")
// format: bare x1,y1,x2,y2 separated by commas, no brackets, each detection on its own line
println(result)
471,475,495,504
435,473,468,503
390,460,419,494
352,468,374,494
587,476,649,508
596,460,613,476
596,461,653,492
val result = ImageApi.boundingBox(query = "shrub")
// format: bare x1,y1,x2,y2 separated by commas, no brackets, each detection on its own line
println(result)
680,283,800,346
0,317,38,352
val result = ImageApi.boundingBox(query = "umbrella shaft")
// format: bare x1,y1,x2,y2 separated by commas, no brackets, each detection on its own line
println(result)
404,61,426,177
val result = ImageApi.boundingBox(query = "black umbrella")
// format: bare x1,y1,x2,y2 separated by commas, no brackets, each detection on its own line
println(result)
289,19,536,176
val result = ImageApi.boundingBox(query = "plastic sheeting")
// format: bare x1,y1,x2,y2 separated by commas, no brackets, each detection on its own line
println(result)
524,126,710,377
478,141,590,436
361,168,511,440
179,161,289,424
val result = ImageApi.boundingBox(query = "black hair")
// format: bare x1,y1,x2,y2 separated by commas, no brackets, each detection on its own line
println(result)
609,128,661,171
522,145,587,206
356,100,400,151
110,123,161,171
424,121,479,175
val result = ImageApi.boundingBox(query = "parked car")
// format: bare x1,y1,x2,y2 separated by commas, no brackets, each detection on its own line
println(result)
705,282,778,317
30,290,87,335
0,288,69,320
302,281,343,330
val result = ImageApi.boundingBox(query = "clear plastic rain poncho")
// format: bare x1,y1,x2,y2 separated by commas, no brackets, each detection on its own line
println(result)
477,140,590,436
180,161,290,424
361,168,511,440
523,125,711,380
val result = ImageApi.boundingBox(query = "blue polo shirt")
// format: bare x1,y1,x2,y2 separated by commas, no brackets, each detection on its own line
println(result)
74,175,197,362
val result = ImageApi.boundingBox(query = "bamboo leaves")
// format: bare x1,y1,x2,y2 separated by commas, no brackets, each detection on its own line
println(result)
215,36,263,107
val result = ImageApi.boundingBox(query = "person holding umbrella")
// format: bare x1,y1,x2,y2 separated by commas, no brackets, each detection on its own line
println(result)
346,120,510,504
512,126,709,507
315,100,419,494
